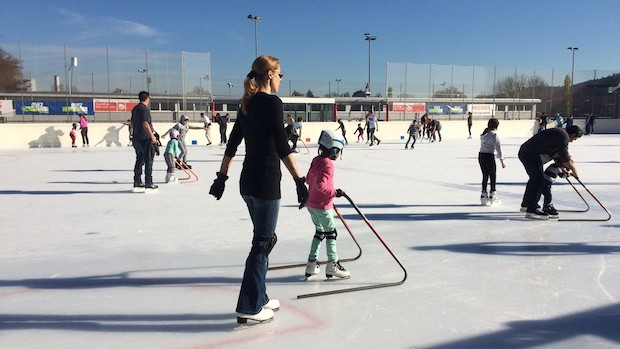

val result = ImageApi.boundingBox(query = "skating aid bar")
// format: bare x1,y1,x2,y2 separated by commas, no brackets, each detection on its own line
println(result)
299,139,310,155
557,177,589,213
268,204,362,271
297,193,408,299
559,177,611,222
176,160,198,183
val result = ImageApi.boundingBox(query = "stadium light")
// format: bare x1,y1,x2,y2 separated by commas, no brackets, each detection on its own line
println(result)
364,33,376,97
568,47,578,115
248,15,261,58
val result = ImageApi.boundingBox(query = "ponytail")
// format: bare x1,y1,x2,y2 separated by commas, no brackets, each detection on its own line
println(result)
240,55,280,115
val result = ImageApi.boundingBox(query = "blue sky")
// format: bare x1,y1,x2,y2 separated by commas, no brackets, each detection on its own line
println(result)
2,0,619,92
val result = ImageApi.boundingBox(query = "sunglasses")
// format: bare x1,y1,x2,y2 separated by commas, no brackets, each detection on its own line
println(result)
273,70,284,79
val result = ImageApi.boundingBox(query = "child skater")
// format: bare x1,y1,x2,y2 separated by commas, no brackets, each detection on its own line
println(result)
164,129,181,183
304,130,350,279
354,123,364,143
405,119,419,149
69,123,78,148
478,118,506,205
541,160,568,219
335,119,348,144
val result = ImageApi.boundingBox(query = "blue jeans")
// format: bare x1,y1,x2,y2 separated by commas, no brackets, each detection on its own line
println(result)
133,139,154,186
236,195,280,314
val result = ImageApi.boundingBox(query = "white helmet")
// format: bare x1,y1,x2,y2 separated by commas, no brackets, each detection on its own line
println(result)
169,129,180,139
318,130,345,154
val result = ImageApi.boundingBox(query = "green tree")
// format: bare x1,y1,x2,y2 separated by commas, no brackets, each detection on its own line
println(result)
0,47,23,92
563,74,571,115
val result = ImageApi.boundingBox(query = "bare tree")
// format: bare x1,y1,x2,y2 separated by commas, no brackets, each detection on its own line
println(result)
0,47,23,92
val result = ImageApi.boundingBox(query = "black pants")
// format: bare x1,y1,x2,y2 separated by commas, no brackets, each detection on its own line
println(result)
81,128,89,145
518,148,544,211
478,152,497,193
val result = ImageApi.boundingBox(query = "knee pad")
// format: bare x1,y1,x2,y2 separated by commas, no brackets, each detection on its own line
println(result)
325,229,338,240
251,233,278,257
313,230,326,242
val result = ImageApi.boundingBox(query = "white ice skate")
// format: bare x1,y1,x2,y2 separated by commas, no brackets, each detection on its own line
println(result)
305,260,320,278
262,299,280,311
480,192,489,206
165,173,177,183
488,191,501,205
236,308,274,325
326,261,350,279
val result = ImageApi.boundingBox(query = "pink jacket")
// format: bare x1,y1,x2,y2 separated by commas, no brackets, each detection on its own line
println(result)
306,156,336,210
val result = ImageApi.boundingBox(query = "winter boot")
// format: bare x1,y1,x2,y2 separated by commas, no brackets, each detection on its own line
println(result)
305,260,320,277
326,261,350,279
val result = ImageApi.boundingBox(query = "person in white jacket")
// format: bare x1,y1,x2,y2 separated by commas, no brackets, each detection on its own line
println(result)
478,118,506,205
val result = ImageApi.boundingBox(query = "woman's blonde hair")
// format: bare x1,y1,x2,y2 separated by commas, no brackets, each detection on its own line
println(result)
240,54,280,115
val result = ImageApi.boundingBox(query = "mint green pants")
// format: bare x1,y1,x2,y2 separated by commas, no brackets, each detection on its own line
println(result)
307,208,338,262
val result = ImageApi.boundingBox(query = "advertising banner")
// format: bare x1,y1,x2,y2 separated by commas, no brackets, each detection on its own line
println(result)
94,99,139,112
467,104,495,116
392,103,426,113
15,100,93,115
427,104,466,115
0,100,13,116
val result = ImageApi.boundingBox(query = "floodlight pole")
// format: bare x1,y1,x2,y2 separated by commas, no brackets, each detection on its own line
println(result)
364,33,376,97
248,15,261,58
568,47,578,115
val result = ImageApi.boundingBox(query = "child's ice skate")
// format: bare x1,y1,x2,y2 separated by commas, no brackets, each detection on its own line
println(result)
326,261,350,279
543,203,559,219
488,191,501,205
165,173,177,183
480,191,490,206
305,260,320,278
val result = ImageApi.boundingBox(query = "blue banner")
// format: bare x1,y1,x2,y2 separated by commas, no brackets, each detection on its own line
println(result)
427,104,467,115
15,100,93,115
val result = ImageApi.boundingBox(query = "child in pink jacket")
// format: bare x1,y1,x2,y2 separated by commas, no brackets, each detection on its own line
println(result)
304,130,350,279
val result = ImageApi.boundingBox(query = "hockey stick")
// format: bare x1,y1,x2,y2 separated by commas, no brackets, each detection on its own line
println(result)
557,177,589,213
268,204,362,271
176,160,198,183
558,177,611,222
297,193,407,299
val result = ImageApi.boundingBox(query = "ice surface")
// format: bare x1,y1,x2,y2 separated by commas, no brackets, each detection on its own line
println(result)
0,135,618,349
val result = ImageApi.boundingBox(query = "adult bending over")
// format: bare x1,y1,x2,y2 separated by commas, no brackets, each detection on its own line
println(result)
518,125,583,220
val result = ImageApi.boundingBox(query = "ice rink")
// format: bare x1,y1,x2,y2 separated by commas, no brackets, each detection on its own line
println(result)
1,133,619,349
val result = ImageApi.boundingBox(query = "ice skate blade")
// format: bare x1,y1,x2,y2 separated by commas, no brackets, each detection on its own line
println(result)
325,275,351,280
234,317,273,330
525,214,549,220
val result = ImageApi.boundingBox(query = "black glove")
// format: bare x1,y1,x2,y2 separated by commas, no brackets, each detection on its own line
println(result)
209,172,228,200
295,177,308,209
335,189,345,198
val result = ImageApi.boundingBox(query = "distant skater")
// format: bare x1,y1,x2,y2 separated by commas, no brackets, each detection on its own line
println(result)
335,119,348,144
